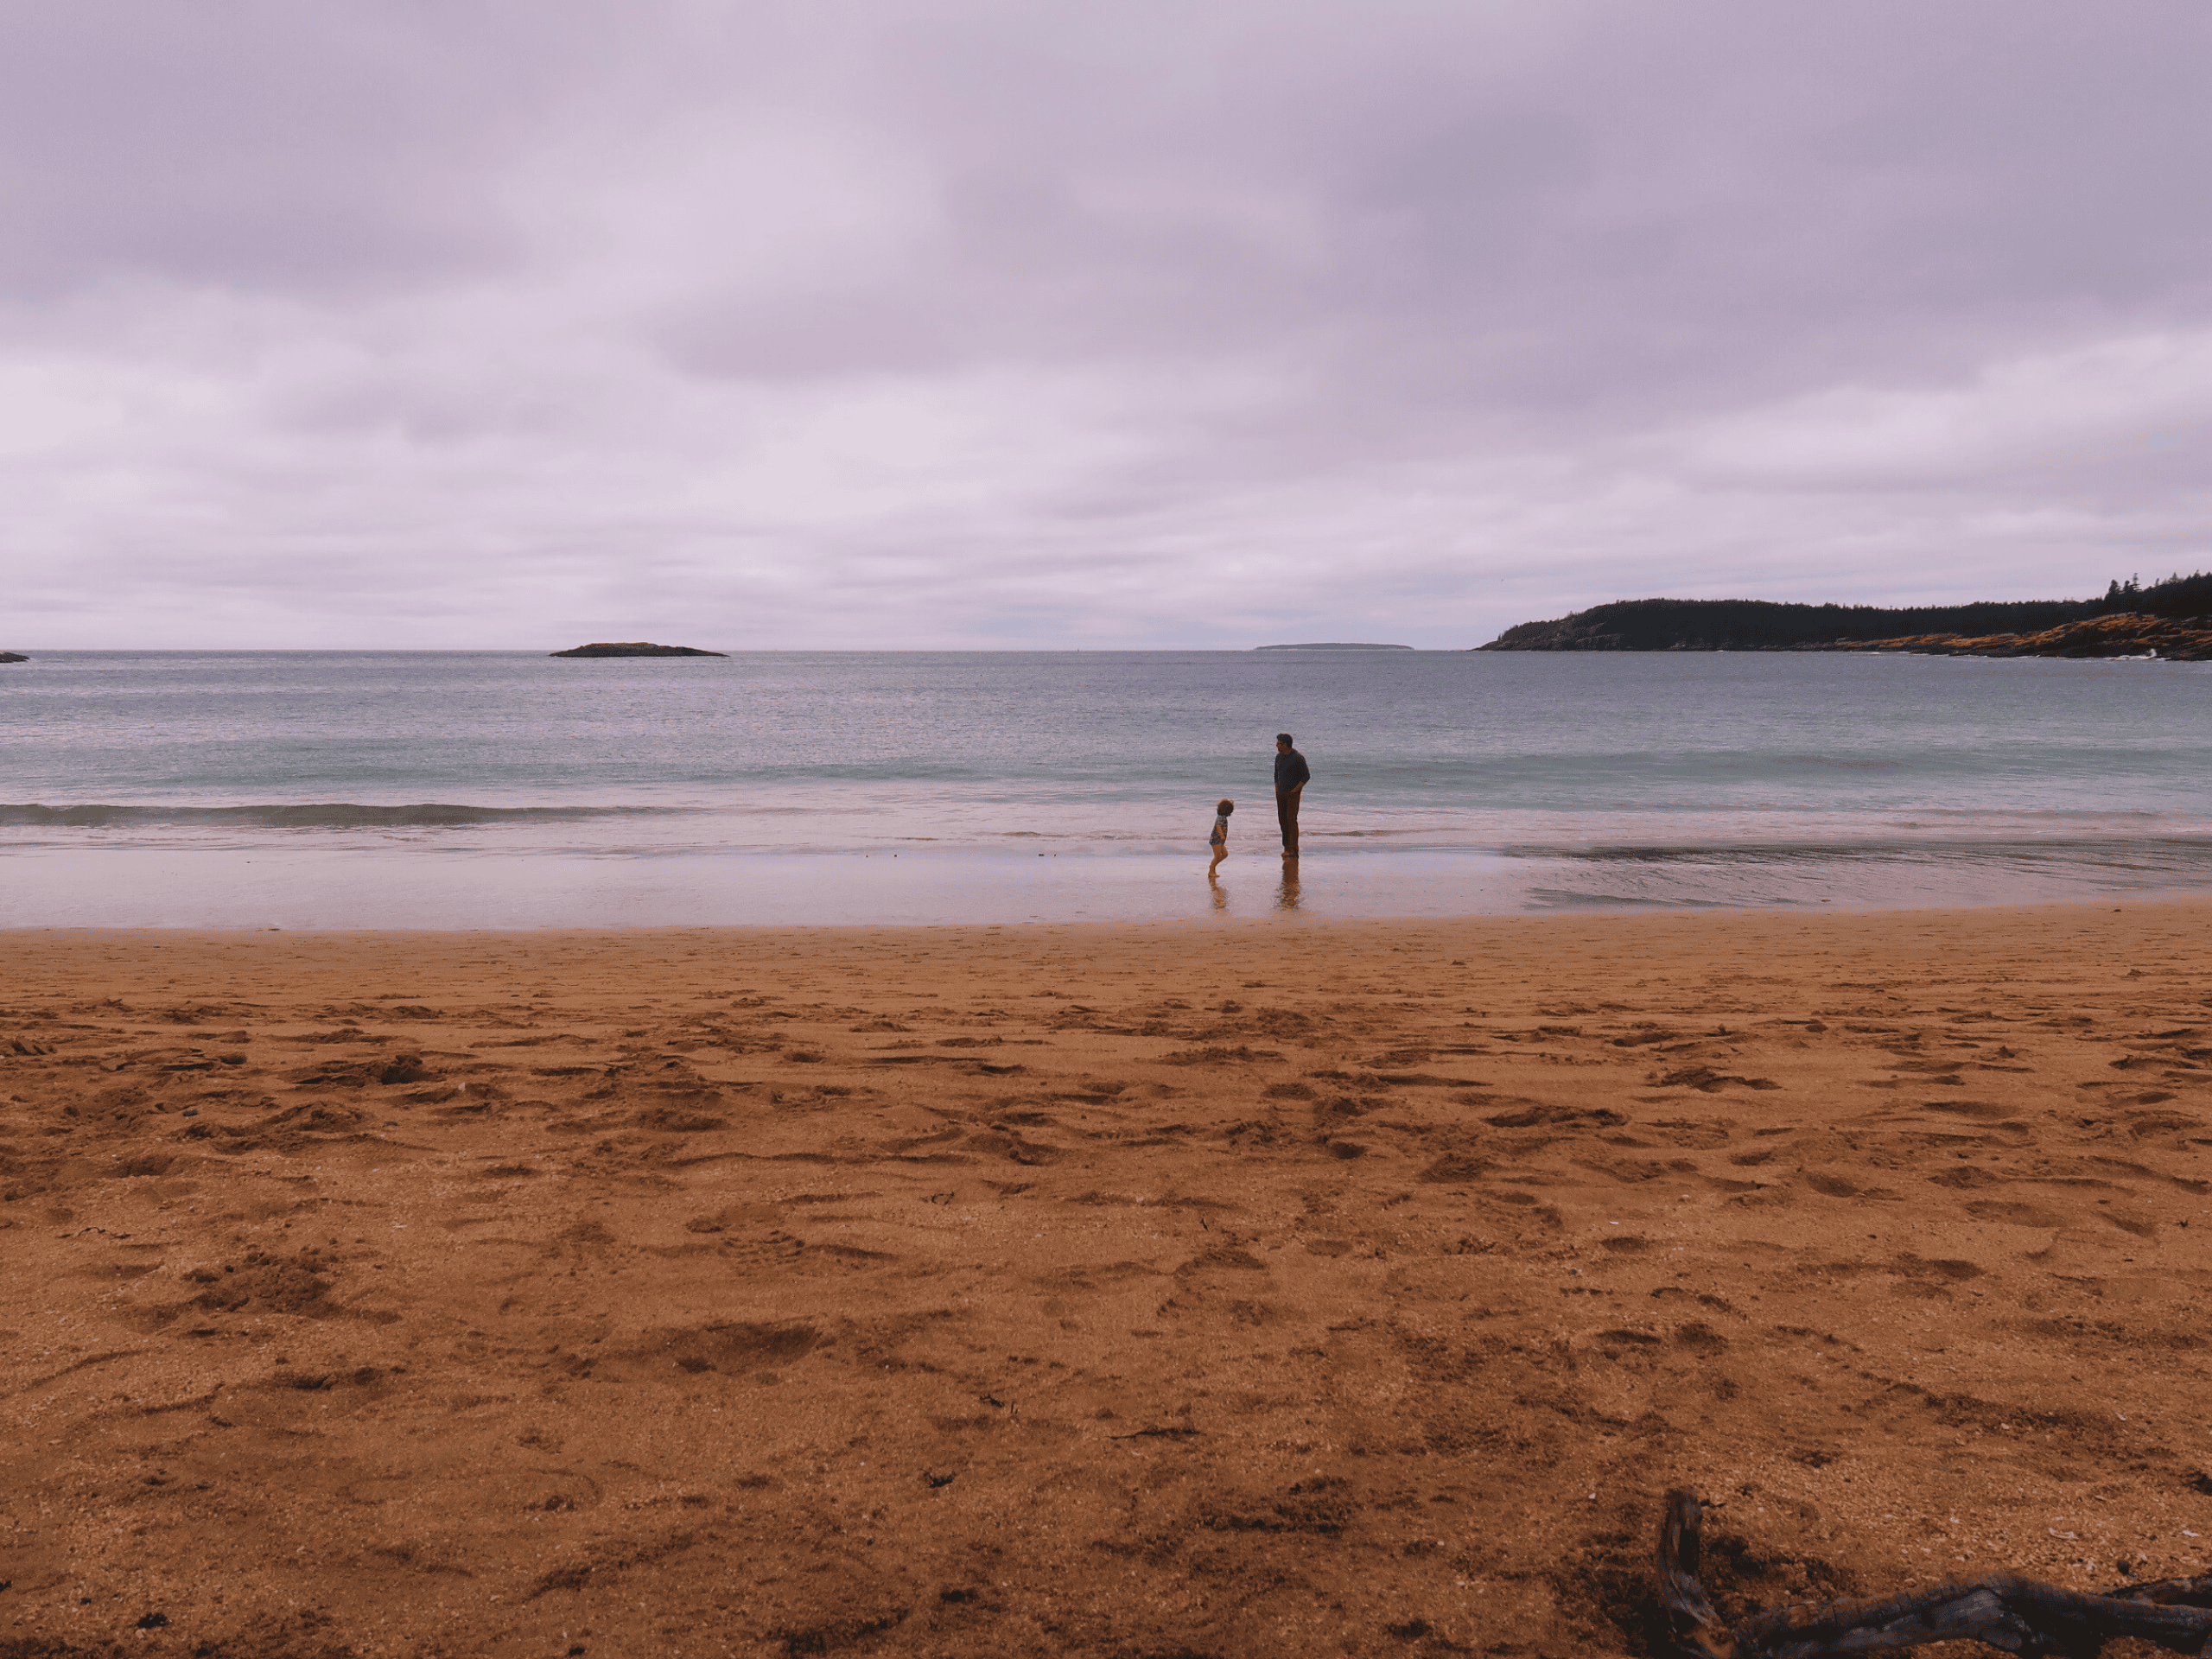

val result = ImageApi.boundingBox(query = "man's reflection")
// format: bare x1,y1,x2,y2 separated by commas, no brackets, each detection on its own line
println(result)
1275,862,1302,911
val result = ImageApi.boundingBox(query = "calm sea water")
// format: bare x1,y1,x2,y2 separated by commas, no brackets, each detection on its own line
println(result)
4,649,2209,925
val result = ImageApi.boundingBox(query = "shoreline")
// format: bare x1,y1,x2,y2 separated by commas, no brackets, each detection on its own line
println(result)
10,841,2212,929
6,899,2209,1656
8,888,2212,936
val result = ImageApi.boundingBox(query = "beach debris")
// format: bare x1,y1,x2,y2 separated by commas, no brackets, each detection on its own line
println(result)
1655,1489,2212,1659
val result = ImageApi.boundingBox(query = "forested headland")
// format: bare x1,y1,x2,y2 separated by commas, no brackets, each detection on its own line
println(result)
1478,570,2212,655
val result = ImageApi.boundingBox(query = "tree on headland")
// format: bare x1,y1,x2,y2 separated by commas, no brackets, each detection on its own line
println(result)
2104,569,2212,618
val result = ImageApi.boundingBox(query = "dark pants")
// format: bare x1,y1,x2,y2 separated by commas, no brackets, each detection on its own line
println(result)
1275,789,1300,855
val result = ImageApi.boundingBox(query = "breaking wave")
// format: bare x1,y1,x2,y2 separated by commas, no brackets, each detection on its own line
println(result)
1511,834,2212,865
0,803,698,830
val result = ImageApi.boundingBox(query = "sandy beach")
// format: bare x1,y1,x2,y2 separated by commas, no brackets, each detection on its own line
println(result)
3,902,2209,1659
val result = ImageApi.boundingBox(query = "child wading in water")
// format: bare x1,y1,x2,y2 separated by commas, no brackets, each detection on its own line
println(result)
1208,798,1235,877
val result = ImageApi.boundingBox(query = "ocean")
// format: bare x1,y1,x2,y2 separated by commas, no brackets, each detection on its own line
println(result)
4,648,2209,925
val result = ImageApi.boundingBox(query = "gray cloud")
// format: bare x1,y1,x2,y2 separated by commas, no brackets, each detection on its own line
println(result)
4,0,2209,648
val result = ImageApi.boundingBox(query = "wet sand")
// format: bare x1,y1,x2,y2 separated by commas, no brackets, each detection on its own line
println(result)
3,903,2209,1658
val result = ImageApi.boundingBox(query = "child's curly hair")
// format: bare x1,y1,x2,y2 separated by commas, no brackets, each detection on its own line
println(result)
1217,798,1235,815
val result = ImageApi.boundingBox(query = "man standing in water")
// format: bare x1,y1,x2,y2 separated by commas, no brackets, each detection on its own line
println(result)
1274,733,1309,859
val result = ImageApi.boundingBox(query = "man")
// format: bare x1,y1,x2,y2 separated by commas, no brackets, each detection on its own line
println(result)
1273,733,1309,858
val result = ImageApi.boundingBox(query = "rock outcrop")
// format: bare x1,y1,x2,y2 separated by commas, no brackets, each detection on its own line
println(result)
1831,612,2212,661
0,652,25,663
549,641,728,658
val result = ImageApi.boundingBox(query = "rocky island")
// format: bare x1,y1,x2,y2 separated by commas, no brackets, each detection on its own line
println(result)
0,651,25,663
550,641,728,658
1478,571,2211,659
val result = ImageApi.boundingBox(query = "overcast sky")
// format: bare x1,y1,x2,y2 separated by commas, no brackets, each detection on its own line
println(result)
6,0,2210,649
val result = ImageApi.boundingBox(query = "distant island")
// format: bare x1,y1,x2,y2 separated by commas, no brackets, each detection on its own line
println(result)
1478,572,2212,660
550,641,728,658
0,652,24,664
1254,642,1414,651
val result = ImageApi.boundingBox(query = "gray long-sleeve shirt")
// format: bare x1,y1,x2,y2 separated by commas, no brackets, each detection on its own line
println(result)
1274,749,1310,792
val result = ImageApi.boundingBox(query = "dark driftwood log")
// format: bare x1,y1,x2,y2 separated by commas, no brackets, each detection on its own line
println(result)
1657,1490,2212,1659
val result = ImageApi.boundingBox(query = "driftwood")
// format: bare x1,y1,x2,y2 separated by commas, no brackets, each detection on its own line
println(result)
1657,1490,2212,1659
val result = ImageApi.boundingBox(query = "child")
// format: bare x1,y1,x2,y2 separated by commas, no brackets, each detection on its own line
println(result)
1207,798,1234,876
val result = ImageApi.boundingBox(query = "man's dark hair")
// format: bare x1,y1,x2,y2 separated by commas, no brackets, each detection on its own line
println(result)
1276,733,1294,746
